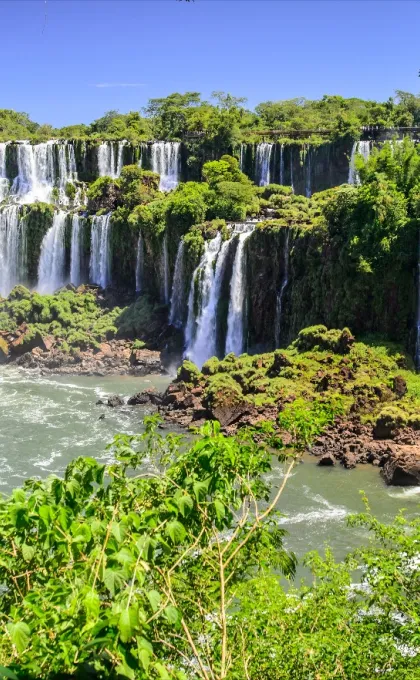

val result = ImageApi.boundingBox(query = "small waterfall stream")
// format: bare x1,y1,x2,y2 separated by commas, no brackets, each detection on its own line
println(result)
90,214,112,288
162,232,170,304
169,240,185,327
348,141,371,185
70,214,82,286
151,142,180,191
255,143,273,186
0,142,9,202
0,205,25,297
225,229,253,356
279,144,284,185
305,146,312,197
135,232,144,293
38,211,67,294
274,229,290,347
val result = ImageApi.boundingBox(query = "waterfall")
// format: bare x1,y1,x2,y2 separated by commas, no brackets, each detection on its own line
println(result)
0,205,26,297
0,142,9,202
188,238,232,367
305,147,312,198
348,141,371,185
135,232,144,292
184,233,223,362
11,141,77,204
255,143,273,186
90,214,112,288
116,141,126,177
239,144,245,172
151,142,180,191
225,230,252,356
98,142,116,178
70,214,82,286
274,229,290,347
279,144,284,185
38,211,67,294
162,232,170,303
290,147,294,193
169,240,185,327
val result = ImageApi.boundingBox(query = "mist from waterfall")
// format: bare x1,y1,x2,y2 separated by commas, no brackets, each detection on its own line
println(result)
169,240,185,328
135,232,144,293
70,214,83,286
255,143,273,186
0,205,26,297
38,211,67,294
90,214,112,289
274,229,290,347
348,141,371,185
151,142,181,191
225,229,252,356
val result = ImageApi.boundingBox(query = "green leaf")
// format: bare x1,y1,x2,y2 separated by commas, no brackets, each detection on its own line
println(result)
154,662,171,679
7,622,30,654
118,607,138,643
165,520,186,545
164,605,180,625
176,494,194,517
147,589,161,613
84,589,100,620
103,568,125,596
138,648,150,673
115,660,135,679
193,479,209,502
111,521,125,544
0,667,19,680
213,499,225,521
21,543,35,562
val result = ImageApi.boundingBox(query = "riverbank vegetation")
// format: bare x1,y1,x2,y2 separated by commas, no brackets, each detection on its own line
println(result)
0,417,419,679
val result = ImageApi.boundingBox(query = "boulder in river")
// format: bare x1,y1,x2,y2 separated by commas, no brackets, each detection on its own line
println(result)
107,395,125,408
381,447,420,485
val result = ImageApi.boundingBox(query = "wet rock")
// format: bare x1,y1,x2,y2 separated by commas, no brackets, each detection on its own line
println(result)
210,402,254,428
381,447,420,485
342,451,358,469
317,453,336,466
107,395,124,408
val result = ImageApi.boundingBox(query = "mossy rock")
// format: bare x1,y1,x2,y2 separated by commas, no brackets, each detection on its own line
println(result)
177,360,201,385
293,325,355,354
0,336,8,363
373,407,408,439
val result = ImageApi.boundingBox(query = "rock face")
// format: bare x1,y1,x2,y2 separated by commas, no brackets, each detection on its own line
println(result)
381,448,420,485
11,340,163,376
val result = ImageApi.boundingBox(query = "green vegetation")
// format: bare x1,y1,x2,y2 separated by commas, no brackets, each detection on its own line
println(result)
0,417,419,678
1,89,420,144
178,325,420,449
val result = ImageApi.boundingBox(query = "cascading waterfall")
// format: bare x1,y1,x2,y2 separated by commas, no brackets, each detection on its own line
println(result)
0,205,26,297
274,228,290,347
348,141,371,185
162,232,170,303
184,233,223,362
187,238,232,367
279,144,284,185
290,147,294,192
305,146,312,198
225,229,253,356
151,142,180,191
38,211,67,294
90,214,112,289
70,214,83,286
98,142,116,178
239,144,245,172
11,141,77,204
255,143,273,186
169,240,185,327
0,142,9,202
135,232,144,292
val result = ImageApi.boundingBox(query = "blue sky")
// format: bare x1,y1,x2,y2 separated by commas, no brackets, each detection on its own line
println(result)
1,0,419,127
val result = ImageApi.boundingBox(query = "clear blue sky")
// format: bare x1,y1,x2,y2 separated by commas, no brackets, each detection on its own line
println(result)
1,0,419,127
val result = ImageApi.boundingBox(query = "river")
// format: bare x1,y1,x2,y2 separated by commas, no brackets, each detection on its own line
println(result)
0,367,418,564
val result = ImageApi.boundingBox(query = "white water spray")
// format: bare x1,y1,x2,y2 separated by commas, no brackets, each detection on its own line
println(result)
90,214,112,288
151,142,180,191
38,211,67,294
0,205,25,297
255,143,273,186
225,230,253,356
70,214,83,286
